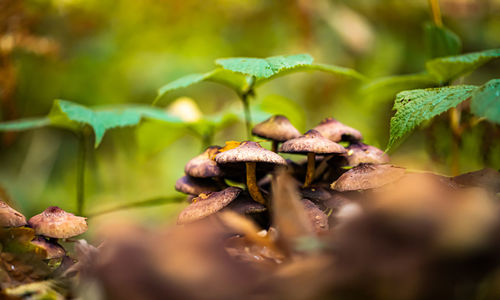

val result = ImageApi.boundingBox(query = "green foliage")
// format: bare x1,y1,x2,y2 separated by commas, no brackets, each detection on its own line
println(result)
424,23,462,59
88,195,186,217
361,72,438,101
387,85,476,150
0,118,50,131
471,79,500,124
426,48,500,83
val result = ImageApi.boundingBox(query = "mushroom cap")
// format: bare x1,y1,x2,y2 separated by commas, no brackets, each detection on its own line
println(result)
313,118,362,142
215,141,287,168
279,130,346,155
28,206,87,239
344,142,389,166
302,199,329,233
300,185,333,203
453,168,500,193
331,164,406,192
184,146,222,178
252,115,301,142
0,201,27,227
175,175,222,195
177,187,242,225
225,192,267,214
31,236,66,259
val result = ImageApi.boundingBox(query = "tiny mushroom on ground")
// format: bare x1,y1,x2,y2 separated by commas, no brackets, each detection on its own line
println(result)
280,129,346,187
331,163,406,192
0,201,27,227
175,175,223,196
30,236,66,259
313,117,362,143
177,187,242,225
216,141,287,205
252,115,301,152
184,146,222,178
28,206,88,239
344,142,389,166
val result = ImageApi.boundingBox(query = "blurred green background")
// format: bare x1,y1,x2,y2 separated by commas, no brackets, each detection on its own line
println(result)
1,0,499,227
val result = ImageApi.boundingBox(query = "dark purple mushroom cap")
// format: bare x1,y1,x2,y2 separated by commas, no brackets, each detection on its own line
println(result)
184,146,222,178
344,142,389,166
252,115,301,142
279,130,346,155
0,201,27,227
215,141,287,170
28,206,88,239
313,118,362,142
225,192,267,214
31,236,66,259
331,164,406,191
177,187,242,225
175,175,222,195
302,199,328,233
300,185,333,203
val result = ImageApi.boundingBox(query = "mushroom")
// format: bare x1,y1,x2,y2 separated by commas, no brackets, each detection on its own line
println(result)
252,115,301,152
331,164,405,192
280,129,346,187
184,146,222,178
177,187,242,225
313,117,362,143
0,201,27,227
28,206,88,239
302,199,329,233
344,142,389,166
175,175,222,196
216,141,286,205
225,192,267,215
31,236,66,259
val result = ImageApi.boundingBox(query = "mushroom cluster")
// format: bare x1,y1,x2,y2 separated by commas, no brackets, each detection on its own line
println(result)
1,202,88,260
175,114,394,228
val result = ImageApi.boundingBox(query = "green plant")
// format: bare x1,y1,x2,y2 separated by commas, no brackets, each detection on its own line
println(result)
154,54,365,139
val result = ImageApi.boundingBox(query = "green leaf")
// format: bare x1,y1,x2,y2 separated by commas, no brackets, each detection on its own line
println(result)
470,79,500,124
424,23,462,59
87,195,185,217
215,54,314,79
154,69,249,105
361,72,438,101
426,48,500,83
0,118,51,131
48,100,184,148
387,85,477,150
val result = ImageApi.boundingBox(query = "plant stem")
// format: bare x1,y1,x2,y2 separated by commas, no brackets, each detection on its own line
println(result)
246,162,266,205
449,107,461,176
428,0,443,27
241,93,253,140
76,130,88,215
271,140,279,153
304,152,316,187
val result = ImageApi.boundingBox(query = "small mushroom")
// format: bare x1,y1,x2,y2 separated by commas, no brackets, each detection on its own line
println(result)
280,129,346,187
453,168,500,193
175,175,222,196
344,142,389,166
225,192,267,215
28,206,87,239
313,117,362,143
216,141,286,205
177,187,242,225
31,236,66,259
184,146,222,178
331,163,405,192
0,201,27,227
302,199,329,233
252,115,301,152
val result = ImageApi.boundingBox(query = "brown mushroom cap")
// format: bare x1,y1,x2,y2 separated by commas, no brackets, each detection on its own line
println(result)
28,206,87,239
177,187,242,225
331,164,406,192
0,201,27,227
302,199,329,233
184,146,222,178
279,130,346,155
453,168,500,193
31,236,66,259
215,141,287,170
252,115,301,142
313,118,362,142
344,142,389,166
175,175,222,195
225,192,267,214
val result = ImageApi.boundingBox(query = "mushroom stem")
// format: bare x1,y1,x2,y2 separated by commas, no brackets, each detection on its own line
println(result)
304,152,316,187
271,140,279,153
246,162,266,205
